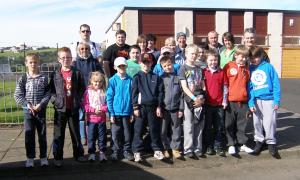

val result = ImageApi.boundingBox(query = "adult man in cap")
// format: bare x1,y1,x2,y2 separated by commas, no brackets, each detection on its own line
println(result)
175,32,187,65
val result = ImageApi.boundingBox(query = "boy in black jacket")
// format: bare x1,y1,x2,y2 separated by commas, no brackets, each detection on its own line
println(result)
49,47,85,167
131,53,165,162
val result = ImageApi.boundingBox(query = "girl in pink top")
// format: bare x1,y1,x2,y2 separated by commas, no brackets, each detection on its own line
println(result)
82,72,108,162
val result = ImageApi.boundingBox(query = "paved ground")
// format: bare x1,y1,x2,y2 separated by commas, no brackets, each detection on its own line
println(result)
0,79,299,179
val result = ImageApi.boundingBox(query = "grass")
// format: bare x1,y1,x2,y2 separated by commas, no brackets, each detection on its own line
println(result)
0,80,55,124
0,48,57,58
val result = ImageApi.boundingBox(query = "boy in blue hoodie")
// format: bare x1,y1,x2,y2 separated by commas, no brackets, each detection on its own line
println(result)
107,57,134,161
248,46,280,158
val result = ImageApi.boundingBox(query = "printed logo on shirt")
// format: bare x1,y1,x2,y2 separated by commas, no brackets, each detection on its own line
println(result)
251,70,267,87
229,68,238,76
118,50,129,58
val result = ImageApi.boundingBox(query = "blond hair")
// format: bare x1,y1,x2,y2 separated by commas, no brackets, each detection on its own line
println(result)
185,44,199,56
25,53,39,63
89,71,106,92
165,37,176,46
235,45,250,57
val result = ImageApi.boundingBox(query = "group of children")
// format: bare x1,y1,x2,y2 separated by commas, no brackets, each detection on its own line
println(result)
14,42,281,168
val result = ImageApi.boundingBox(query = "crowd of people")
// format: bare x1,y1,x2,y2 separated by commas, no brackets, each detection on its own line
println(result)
14,24,281,168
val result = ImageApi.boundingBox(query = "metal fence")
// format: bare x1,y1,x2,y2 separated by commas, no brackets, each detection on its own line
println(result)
0,63,60,125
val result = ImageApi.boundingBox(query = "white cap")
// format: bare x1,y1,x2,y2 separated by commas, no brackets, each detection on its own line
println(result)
114,57,127,67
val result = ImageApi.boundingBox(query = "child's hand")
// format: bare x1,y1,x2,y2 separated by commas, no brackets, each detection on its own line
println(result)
274,105,279,110
110,116,115,123
177,111,183,118
250,107,256,112
222,103,227,110
156,107,162,118
193,98,204,108
130,115,135,123
134,109,140,117
33,104,41,112
27,103,35,116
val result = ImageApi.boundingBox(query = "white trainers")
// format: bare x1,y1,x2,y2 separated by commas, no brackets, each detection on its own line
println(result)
154,151,164,160
40,158,49,167
134,152,142,162
99,151,107,162
228,146,236,155
240,144,254,153
25,158,34,168
88,154,96,161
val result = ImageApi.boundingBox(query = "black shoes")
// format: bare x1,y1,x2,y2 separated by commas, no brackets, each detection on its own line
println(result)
206,147,216,155
251,141,263,155
216,149,226,157
268,144,281,159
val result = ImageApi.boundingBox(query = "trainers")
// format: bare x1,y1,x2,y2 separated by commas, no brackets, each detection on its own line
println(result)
251,141,263,155
99,151,107,162
154,151,164,160
88,154,96,161
53,159,63,167
134,152,142,162
40,158,49,167
76,156,86,162
228,146,236,155
163,150,170,158
172,150,182,159
110,153,119,161
206,147,216,155
216,148,226,157
123,151,134,161
194,151,204,158
25,158,34,168
185,151,194,158
240,144,254,153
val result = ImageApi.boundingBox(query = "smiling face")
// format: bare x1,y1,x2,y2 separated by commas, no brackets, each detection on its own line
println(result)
234,53,247,66
206,54,219,69
78,44,90,58
116,34,126,46
223,37,234,49
185,47,198,65
58,51,72,69
243,32,256,48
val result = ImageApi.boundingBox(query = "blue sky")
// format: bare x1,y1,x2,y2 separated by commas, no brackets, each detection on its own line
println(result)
0,0,299,47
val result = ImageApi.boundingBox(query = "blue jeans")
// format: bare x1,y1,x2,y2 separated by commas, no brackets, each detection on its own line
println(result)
23,109,47,159
87,122,107,153
79,108,86,140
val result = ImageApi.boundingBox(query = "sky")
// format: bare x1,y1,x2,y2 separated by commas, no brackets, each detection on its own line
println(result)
0,0,299,47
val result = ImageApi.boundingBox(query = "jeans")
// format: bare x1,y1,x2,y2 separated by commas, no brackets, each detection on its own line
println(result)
79,108,86,140
87,122,107,153
111,116,132,154
23,109,47,159
52,109,84,160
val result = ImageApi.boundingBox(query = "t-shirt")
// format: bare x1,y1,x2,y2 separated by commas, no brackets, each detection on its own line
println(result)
179,64,203,93
61,69,73,109
103,43,130,76
127,59,141,78
220,47,236,68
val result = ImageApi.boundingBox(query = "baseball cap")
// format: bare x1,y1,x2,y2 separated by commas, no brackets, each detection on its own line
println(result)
160,46,173,55
114,57,127,67
176,32,186,40
141,53,154,63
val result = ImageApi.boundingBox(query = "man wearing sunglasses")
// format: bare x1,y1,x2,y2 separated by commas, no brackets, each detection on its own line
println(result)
71,24,102,63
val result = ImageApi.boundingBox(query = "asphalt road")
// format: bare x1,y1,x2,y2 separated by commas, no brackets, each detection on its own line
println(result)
281,78,300,114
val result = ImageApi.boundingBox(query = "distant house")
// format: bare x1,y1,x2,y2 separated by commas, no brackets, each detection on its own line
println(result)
10,46,20,53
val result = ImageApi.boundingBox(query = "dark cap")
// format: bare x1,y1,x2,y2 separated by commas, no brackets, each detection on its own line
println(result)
141,53,154,63
176,32,186,40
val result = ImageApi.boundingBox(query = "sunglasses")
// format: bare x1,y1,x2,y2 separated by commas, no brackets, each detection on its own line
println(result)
81,30,91,33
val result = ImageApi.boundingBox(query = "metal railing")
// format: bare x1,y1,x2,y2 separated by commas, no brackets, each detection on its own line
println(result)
0,63,60,125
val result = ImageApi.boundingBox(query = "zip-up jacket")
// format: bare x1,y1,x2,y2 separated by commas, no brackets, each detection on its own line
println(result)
132,71,164,108
14,73,50,109
248,60,281,108
106,73,133,117
73,55,104,87
161,72,184,111
49,67,85,112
